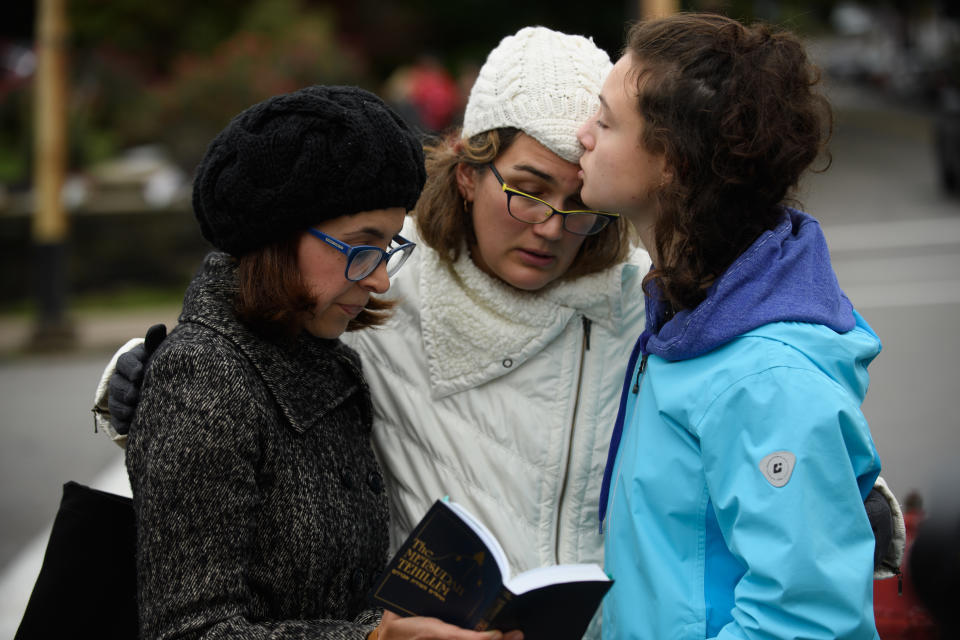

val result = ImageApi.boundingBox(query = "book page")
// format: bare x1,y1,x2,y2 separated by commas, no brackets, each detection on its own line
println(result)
505,563,609,595
444,500,511,581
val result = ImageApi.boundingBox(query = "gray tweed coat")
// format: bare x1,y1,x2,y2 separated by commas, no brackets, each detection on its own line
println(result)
126,252,389,640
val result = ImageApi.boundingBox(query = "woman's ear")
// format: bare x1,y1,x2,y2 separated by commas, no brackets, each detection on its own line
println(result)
659,163,674,190
455,163,478,202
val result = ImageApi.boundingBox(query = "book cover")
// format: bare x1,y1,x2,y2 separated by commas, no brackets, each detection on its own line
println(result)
368,499,612,640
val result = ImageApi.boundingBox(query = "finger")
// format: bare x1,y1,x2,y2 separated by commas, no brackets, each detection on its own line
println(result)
380,610,401,624
109,419,131,436
865,488,891,528
387,615,507,640
144,323,168,354
107,392,135,419
108,418,130,435
110,371,141,403
117,347,148,383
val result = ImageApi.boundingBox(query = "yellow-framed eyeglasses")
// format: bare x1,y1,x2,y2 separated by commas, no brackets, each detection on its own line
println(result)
487,163,619,236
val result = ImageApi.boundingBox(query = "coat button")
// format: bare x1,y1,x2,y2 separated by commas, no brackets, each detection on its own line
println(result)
502,358,513,368
367,471,384,493
351,568,366,592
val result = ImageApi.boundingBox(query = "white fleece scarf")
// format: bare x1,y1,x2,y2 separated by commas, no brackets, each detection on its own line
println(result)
419,244,632,398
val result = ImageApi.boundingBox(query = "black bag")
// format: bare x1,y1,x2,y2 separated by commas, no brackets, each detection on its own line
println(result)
14,481,138,639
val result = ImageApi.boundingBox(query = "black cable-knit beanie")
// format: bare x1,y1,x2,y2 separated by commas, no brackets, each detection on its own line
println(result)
192,85,426,256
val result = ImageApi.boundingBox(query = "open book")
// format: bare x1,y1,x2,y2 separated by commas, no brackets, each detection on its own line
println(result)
368,499,612,639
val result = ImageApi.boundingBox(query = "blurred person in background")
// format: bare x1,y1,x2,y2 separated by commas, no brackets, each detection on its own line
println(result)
577,13,889,639
107,84,515,640
383,54,462,135
909,504,960,639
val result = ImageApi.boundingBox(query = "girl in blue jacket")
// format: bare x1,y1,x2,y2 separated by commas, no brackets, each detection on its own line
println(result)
577,13,884,640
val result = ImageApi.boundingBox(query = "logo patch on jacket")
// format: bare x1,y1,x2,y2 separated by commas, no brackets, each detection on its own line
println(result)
759,451,796,487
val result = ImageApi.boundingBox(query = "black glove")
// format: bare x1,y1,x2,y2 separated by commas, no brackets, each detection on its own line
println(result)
107,324,167,435
864,486,893,572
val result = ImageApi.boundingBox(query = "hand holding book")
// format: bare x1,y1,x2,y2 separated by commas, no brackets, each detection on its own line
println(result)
373,610,524,640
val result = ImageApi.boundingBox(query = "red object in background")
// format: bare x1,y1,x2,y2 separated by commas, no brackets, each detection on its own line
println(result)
407,62,459,132
874,507,939,639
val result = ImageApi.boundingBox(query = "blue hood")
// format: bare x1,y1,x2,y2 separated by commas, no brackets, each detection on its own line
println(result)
641,208,855,361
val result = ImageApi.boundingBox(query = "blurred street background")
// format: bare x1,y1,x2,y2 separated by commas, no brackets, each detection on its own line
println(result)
1,0,959,638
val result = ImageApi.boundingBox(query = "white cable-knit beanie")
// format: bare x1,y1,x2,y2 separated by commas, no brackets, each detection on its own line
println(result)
462,26,612,164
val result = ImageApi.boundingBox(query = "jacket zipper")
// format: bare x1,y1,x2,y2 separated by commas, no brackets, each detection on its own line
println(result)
605,353,647,542
554,316,591,564
599,339,645,535
631,353,648,394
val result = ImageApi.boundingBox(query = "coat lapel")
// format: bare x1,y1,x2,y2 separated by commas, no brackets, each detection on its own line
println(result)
179,252,368,435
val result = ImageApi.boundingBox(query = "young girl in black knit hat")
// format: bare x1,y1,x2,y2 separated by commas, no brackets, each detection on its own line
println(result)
117,85,517,640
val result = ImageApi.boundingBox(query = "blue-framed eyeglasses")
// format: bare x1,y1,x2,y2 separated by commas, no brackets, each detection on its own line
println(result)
307,229,416,282
487,163,620,236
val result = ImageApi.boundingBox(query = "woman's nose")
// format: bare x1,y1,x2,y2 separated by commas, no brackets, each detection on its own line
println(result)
576,117,595,150
532,211,566,240
359,261,391,294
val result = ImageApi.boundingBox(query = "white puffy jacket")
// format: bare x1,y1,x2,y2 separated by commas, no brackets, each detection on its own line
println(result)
344,221,651,575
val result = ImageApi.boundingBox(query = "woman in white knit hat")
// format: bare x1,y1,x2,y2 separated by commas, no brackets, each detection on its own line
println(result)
346,25,649,583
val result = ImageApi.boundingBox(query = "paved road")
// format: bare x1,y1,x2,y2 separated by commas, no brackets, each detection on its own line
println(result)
0,354,125,565
0,88,957,638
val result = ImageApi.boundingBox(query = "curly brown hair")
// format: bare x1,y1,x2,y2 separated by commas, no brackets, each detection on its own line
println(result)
233,235,393,339
626,13,832,312
414,127,633,282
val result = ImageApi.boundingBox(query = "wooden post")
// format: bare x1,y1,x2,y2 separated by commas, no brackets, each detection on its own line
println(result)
639,0,680,20
31,0,75,350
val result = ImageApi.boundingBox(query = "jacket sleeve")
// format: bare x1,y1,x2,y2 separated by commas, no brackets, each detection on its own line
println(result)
698,366,881,640
128,339,378,640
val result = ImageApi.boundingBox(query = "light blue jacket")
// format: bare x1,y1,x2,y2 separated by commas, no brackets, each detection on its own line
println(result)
600,210,882,639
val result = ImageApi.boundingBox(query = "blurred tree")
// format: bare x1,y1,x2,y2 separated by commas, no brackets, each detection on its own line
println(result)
68,0,259,77
118,0,371,170
1,0,372,183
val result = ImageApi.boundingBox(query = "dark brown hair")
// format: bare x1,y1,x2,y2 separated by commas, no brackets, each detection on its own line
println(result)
233,234,393,339
626,13,833,312
415,127,632,282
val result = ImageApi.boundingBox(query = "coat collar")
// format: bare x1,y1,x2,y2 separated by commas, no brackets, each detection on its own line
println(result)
418,243,643,398
179,252,368,434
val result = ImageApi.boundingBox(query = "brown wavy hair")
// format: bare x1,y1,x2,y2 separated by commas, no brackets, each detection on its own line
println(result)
414,127,633,282
627,13,832,312
233,235,393,339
